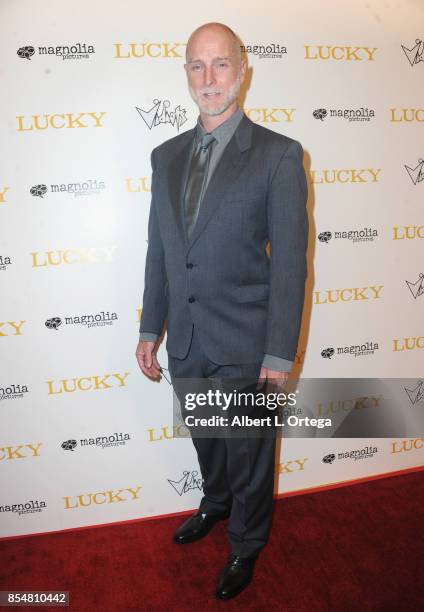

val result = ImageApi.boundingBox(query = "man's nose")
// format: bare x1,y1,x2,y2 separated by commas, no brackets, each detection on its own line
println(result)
204,65,215,86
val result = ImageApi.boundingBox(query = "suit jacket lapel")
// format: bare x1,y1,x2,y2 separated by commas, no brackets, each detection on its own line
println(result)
167,128,195,246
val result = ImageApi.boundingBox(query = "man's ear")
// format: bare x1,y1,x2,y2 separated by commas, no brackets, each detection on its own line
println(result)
240,58,247,81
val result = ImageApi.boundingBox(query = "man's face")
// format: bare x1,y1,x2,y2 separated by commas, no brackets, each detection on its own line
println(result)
184,29,246,117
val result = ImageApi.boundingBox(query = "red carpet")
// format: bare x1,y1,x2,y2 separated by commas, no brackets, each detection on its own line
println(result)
1,471,423,611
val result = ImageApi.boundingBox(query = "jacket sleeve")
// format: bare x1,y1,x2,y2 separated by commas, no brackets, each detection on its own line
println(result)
262,353,293,373
265,139,308,362
139,149,168,336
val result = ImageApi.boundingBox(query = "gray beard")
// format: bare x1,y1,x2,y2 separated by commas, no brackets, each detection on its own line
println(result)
189,75,241,116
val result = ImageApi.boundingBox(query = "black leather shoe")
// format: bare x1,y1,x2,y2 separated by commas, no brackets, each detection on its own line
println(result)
173,510,230,544
215,554,258,600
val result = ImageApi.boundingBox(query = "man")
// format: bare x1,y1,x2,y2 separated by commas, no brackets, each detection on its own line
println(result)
136,22,308,600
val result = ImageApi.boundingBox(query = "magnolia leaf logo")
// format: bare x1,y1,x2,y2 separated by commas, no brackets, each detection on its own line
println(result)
45,317,62,330
318,231,332,243
17,46,35,60
30,185,48,198
313,108,327,121
322,453,336,464
61,440,77,451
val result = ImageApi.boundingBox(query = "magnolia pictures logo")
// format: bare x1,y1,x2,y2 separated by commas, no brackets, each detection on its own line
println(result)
318,227,378,245
0,255,12,271
405,273,424,299
313,107,375,122
0,383,29,401
321,341,379,360
240,42,287,59
401,38,424,67
30,180,106,198
405,158,424,185
0,499,47,517
167,470,203,496
61,432,131,451
17,43,95,61
136,99,187,132
323,445,378,463
45,311,118,331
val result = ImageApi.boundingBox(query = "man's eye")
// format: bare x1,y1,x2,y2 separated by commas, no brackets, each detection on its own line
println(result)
191,64,202,71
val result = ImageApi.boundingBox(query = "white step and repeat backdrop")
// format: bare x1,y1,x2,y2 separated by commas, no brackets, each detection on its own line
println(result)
1,0,423,538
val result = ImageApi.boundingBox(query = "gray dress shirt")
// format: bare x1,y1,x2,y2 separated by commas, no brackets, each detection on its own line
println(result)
140,107,293,373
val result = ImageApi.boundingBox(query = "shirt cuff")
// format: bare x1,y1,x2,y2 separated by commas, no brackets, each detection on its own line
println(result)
262,354,293,373
139,332,159,342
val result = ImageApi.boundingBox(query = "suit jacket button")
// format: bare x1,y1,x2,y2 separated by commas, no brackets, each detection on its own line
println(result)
188,296,195,303
186,262,194,269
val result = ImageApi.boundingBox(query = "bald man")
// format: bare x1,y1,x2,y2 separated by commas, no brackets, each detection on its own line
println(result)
136,22,308,600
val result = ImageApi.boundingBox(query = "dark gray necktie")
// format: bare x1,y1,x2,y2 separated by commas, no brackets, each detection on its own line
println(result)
184,132,216,239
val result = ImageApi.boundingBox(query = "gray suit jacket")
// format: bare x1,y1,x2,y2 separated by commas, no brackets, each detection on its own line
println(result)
140,113,308,366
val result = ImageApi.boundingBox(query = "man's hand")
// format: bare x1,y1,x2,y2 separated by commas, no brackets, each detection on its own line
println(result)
258,366,289,389
136,340,162,381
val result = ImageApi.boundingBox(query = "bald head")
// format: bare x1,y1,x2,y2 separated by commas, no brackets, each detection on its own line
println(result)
186,22,242,66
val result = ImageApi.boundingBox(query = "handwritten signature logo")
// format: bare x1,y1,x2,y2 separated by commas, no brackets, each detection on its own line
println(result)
401,39,424,67
405,273,424,299
405,158,424,185
404,380,424,405
136,99,187,132
167,470,203,495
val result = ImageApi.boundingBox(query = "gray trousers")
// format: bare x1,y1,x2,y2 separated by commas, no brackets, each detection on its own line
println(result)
167,324,277,559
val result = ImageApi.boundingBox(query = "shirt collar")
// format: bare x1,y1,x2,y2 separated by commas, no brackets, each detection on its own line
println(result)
195,107,244,146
